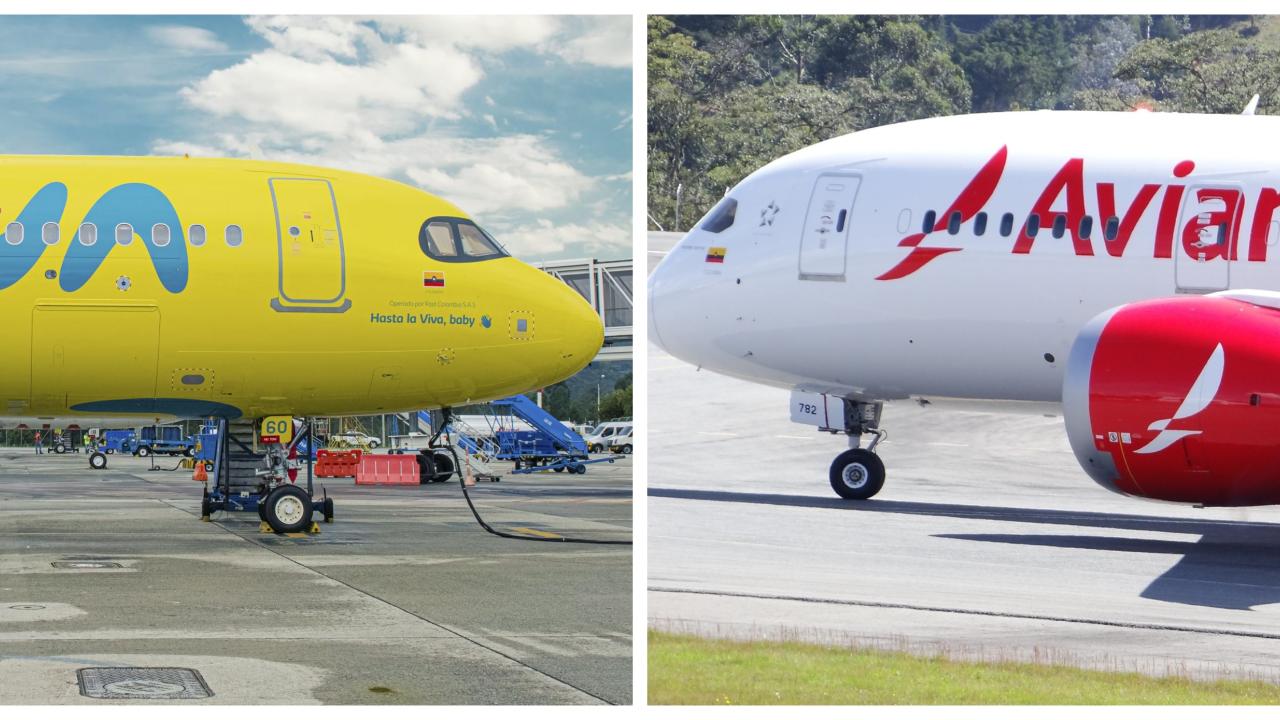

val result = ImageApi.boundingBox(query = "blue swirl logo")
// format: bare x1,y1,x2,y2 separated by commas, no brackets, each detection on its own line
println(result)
0,182,188,293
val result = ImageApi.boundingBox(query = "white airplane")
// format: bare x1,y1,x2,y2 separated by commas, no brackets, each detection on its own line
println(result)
649,109,1280,508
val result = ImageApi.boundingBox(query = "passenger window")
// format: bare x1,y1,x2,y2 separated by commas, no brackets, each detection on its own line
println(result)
152,223,170,247
1051,215,1067,239
947,211,961,235
973,212,987,236
458,223,502,258
1104,216,1120,241
189,224,206,247
999,213,1014,237
79,223,96,246
921,210,936,233
1079,216,1093,239
1025,214,1041,237
423,221,458,257
700,197,737,234
225,225,243,247
116,223,133,245
41,222,58,245
5,222,21,245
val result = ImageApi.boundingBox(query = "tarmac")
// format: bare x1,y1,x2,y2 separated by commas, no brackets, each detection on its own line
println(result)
0,450,632,704
647,230,1280,683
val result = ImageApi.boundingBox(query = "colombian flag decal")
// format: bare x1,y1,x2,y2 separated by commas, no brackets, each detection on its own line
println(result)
423,271,445,288
706,247,727,263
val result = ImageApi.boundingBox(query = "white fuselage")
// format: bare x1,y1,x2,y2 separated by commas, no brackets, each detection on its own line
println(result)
649,111,1280,405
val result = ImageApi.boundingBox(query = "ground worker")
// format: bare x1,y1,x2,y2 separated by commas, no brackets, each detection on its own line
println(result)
33,430,42,454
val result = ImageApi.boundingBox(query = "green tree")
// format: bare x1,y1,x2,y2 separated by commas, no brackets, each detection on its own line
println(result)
598,386,632,421
1115,28,1280,113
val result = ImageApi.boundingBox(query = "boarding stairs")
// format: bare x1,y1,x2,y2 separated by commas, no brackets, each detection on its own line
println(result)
213,418,269,500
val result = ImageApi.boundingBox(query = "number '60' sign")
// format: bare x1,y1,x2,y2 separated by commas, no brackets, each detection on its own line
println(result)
259,416,294,444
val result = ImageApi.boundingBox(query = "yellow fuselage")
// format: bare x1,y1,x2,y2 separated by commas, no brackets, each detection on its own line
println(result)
0,156,602,421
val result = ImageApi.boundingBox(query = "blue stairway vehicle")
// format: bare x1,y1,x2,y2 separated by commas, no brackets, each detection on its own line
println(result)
443,396,614,475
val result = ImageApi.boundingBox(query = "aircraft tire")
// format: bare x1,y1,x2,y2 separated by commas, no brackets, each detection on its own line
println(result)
322,497,335,523
263,485,312,533
430,450,455,482
89,452,108,470
415,452,434,484
829,448,885,500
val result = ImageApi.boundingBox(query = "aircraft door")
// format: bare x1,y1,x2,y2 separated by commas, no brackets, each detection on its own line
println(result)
1174,185,1240,294
31,304,159,412
799,173,860,280
270,178,350,313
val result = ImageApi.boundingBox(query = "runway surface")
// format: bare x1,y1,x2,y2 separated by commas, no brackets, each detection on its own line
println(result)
648,230,1280,682
0,452,631,704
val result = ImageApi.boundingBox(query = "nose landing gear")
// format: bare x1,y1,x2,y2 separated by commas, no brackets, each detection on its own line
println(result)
826,400,887,500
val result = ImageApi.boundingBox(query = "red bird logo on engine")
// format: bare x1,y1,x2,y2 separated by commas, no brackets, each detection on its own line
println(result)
1132,343,1224,455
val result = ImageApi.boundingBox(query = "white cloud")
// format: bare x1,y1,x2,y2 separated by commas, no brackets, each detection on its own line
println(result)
554,17,632,68
245,16,370,61
375,16,561,53
179,44,482,141
489,218,630,258
145,25,229,54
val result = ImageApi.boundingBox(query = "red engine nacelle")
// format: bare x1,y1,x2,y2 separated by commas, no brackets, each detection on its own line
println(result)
1063,294,1280,506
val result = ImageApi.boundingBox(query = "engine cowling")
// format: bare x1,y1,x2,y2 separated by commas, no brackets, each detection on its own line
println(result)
1063,294,1280,506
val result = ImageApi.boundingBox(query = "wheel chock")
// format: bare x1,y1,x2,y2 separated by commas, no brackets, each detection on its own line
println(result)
259,521,273,534
308,522,321,534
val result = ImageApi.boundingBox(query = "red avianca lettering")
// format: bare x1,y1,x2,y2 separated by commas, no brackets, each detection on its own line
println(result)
877,150,1280,281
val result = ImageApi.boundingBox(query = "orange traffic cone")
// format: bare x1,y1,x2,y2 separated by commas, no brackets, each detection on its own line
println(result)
193,462,208,483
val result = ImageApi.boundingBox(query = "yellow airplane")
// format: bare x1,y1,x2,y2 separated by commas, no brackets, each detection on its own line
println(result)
0,156,603,528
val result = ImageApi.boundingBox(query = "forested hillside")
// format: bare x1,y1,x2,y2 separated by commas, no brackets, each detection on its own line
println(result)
649,15,1280,230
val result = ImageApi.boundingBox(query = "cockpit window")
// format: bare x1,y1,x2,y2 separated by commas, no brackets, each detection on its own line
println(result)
458,223,503,258
700,197,737,234
423,221,458,257
419,217,508,263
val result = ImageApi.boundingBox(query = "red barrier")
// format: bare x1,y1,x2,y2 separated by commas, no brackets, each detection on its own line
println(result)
355,454,420,485
316,449,363,478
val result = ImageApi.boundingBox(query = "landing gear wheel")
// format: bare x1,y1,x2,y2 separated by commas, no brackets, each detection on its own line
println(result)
136,446,150,458
263,484,313,533
430,450,455,482
322,497,335,523
89,452,107,470
415,452,435,484
829,448,885,500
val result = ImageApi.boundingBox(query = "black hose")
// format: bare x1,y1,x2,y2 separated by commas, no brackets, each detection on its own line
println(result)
441,438,632,546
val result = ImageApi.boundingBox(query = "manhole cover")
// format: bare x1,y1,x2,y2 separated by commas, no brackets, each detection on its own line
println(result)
78,667,212,700
51,561,122,569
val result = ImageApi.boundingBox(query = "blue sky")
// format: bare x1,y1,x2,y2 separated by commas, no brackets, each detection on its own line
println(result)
0,16,632,261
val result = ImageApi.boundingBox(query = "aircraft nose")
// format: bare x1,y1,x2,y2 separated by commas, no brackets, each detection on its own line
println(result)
647,243,701,364
541,272,604,382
